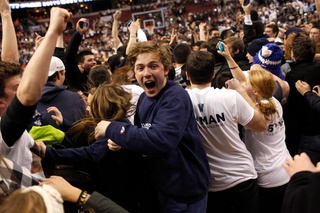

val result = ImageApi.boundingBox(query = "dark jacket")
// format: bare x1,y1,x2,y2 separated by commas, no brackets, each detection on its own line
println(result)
106,81,210,203
44,139,145,213
282,171,320,213
283,62,320,155
37,82,86,129
84,191,129,213
65,32,88,92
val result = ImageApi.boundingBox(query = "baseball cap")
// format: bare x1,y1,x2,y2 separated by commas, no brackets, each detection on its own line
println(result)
48,56,65,77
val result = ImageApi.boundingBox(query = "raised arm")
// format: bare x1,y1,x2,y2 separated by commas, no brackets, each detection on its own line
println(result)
199,22,207,41
0,0,19,64
112,10,122,50
125,19,140,55
17,8,71,106
217,41,247,83
65,18,89,90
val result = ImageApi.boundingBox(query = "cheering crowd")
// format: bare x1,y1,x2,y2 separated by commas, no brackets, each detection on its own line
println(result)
1,0,320,212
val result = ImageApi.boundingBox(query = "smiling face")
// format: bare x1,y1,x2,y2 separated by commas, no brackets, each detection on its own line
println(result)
134,52,169,98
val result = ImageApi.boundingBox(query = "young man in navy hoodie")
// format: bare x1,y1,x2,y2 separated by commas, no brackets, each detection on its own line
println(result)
94,42,210,213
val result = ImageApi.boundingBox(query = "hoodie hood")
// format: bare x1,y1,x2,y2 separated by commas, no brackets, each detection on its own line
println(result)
40,82,66,103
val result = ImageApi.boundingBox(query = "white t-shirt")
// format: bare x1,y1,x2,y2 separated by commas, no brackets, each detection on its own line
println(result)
188,87,257,192
244,97,290,188
121,84,144,124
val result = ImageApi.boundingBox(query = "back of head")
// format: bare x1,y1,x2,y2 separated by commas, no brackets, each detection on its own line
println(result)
117,45,127,57
249,69,276,99
173,43,192,64
90,83,133,121
291,32,315,63
214,71,233,89
112,65,133,85
247,38,270,57
186,51,215,84
253,43,284,78
0,190,46,213
107,54,122,73
88,65,112,88
284,27,303,39
180,64,190,87
0,184,63,213
0,62,23,98
127,42,172,71
248,69,277,119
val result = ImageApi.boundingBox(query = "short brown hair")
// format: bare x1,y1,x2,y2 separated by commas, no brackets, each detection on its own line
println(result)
127,42,172,71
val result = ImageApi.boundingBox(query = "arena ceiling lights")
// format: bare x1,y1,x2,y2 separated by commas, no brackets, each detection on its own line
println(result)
10,0,93,9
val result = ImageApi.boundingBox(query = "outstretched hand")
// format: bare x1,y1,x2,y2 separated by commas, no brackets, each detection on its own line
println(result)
283,152,320,177
40,176,82,203
47,106,63,126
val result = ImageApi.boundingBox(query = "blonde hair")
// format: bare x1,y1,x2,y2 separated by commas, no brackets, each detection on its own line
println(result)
0,190,46,213
248,70,278,120
68,83,133,144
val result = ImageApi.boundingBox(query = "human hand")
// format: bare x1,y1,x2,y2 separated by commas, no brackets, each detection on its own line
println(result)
128,19,141,34
169,28,177,46
283,153,319,177
47,106,63,126
189,21,196,31
34,33,44,49
107,139,122,151
47,7,72,37
199,22,206,30
94,120,111,139
76,18,89,35
239,0,251,14
295,80,311,96
0,0,10,15
36,141,47,158
40,176,82,203
113,10,121,21
217,41,232,59
225,78,242,90
312,85,320,96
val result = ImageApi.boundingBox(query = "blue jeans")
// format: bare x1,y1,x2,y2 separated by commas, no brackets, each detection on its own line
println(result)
158,193,208,213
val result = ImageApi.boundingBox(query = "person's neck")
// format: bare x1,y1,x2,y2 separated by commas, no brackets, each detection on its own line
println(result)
190,82,211,90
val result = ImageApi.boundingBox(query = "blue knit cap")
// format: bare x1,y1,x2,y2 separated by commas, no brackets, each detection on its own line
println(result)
253,43,284,80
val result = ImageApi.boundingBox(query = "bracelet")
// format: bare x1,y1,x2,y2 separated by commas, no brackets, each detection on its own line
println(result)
130,36,136,38
230,65,239,70
77,190,88,209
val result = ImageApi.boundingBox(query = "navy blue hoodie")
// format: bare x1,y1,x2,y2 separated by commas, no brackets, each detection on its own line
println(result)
106,80,210,203
37,82,86,129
